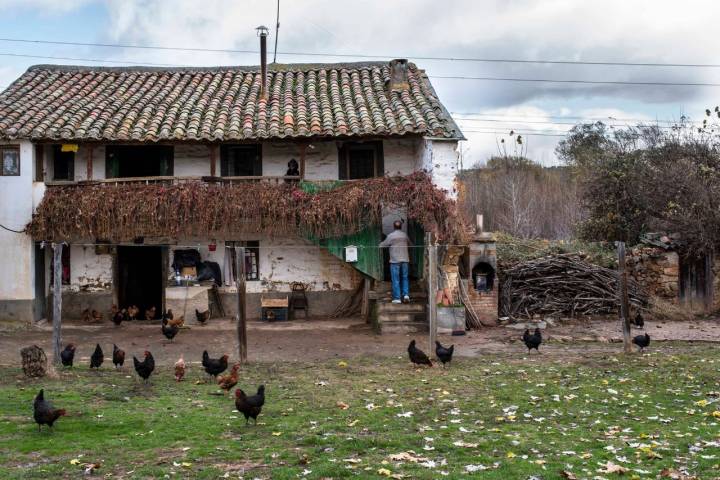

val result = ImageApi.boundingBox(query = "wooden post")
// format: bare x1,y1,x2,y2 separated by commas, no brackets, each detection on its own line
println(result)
299,143,307,179
86,145,93,180
51,243,63,365
361,276,371,323
427,233,438,354
209,144,217,177
235,247,247,363
617,241,632,353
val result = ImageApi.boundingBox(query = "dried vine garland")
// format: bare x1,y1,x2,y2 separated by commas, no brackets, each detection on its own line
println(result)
500,254,648,319
27,173,463,243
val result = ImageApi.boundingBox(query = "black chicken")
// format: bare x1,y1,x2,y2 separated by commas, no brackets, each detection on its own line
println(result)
408,340,433,367
133,350,155,384
523,328,542,352
112,344,125,369
60,344,76,367
202,350,229,378
33,389,66,432
235,385,265,425
633,311,645,329
195,309,210,325
112,309,127,326
161,317,179,342
435,341,454,368
632,333,650,352
90,344,104,369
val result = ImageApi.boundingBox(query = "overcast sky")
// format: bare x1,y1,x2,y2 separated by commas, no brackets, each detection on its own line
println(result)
0,0,717,166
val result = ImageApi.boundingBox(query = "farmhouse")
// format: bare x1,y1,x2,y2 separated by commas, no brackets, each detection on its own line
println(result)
0,48,473,327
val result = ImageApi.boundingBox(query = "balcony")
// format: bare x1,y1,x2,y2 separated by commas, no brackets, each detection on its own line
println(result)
45,175,303,187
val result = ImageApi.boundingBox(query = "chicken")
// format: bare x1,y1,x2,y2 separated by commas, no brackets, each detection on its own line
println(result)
195,309,210,325
60,344,76,367
112,344,125,369
633,333,650,352
33,389,66,432
202,350,229,378
174,356,186,382
110,304,119,319
92,310,103,322
408,340,433,367
435,341,454,368
161,317,179,342
111,308,127,326
632,311,645,329
164,309,174,320
127,305,139,320
166,315,184,328
218,363,241,395
523,328,542,352
144,306,156,321
133,351,155,384
81,308,93,323
90,343,104,369
235,385,265,425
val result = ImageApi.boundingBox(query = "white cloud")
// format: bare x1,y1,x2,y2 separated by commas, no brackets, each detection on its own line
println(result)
0,0,93,13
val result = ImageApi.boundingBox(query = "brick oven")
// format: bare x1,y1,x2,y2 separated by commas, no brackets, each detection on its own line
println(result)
465,229,498,326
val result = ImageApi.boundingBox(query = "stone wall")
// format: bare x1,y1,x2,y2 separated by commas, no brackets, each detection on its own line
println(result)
626,247,679,303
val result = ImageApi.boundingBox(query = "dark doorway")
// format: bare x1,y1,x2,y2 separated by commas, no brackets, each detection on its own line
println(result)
680,254,712,310
117,246,163,319
33,243,46,321
106,145,174,178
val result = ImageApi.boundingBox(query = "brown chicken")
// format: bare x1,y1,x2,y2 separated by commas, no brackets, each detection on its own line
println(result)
127,305,140,320
174,356,186,382
218,363,241,395
144,306,156,320
167,315,184,328
81,308,103,323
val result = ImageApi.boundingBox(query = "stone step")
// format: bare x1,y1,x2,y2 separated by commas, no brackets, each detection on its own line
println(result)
376,302,426,314
380,320,429,334
377,312,427,323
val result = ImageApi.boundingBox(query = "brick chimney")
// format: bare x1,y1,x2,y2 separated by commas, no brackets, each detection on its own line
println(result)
389,59,409,91
256,25,269,100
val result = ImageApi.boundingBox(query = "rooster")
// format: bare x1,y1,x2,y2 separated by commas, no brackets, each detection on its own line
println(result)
161,317,179,342
127,305,139,320
164,309,174,320
633,333,650,352
111,308,127,326
112,344,125,369
195,309,210,325
218,364,241,395
202,350,229,378
235,385,265,425
408,340,433,367
133,351,155,384
90,344,104,369
523,328,542,353
33,389,66,432
60,344,76,367
166,315,184,328
435,341,454,368
174,356,186,382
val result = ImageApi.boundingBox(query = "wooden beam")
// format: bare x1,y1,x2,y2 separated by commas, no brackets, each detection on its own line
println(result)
426,233,438,354
209,144,217,177
617,241,632,354
235,246,247,363
86,145,93,180
34,144,44,182
361,276,371,323
51,243,63,365
299,143,307,180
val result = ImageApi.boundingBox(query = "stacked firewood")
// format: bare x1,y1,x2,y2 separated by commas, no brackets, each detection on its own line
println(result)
500,254,647,319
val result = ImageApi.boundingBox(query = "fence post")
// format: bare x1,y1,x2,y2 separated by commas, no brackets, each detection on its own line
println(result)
51,242,63,365
235,247,247,363
617,241,632,353
427,233,438,354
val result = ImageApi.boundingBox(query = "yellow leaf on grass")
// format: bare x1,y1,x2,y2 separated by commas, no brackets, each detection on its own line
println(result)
181,462,192,468
506,452,516,458
348,419,359,427
272,432,282,436
378,468,393,476
710,411,720,418
336,401,350,410
695,399,709,407
69,459,81,465
338,361,348,368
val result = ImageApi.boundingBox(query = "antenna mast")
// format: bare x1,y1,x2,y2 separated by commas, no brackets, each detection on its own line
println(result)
273,0,280,63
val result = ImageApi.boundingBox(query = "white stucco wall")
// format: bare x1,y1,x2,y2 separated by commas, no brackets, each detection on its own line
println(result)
416,139,459,199
68,245,113,292
0,141,35,301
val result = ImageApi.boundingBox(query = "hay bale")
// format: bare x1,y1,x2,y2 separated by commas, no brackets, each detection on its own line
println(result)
20,345,47,378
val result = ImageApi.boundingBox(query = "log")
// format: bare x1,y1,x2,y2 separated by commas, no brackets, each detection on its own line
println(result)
21,345,47,378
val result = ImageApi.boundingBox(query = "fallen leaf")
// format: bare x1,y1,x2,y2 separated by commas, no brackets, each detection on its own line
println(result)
272,432,282,436
336,401,350,410
560,471,578,479
599,461,628,474
377,468,393,476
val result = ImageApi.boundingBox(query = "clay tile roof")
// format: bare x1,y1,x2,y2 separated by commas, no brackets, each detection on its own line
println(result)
0,61,464,142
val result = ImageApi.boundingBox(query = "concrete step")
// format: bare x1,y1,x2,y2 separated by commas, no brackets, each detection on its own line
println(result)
377,312,426,323
380,320,429,334
376,302,426,314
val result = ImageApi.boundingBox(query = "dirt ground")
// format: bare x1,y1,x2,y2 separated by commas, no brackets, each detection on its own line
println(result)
1,315,718,367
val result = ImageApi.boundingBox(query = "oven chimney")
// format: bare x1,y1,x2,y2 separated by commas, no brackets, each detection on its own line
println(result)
256,25,269,100
389,58,409,91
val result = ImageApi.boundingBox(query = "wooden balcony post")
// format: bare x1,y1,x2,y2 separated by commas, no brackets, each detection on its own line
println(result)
86,145,93,180
299,143,307,180
209,144,217,177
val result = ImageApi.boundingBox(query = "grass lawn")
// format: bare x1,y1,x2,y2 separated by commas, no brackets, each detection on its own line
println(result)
1,344,719,479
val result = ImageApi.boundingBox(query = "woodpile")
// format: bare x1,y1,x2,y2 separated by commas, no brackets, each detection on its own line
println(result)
20,345,47,378
500,254,647,319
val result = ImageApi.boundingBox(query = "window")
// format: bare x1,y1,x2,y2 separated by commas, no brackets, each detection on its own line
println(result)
338,141,384,179
221,145,262,177
226,241,260,281
52,145,75,181
49,246,71,285
106,145,174,178
1,146,20,176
